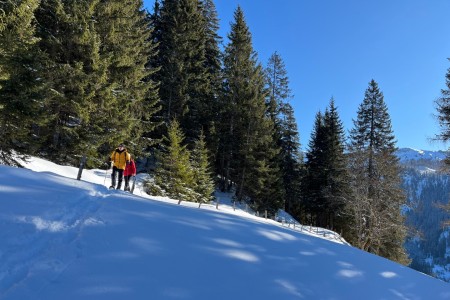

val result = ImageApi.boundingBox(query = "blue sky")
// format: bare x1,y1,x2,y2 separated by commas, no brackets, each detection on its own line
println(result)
144,0,450,151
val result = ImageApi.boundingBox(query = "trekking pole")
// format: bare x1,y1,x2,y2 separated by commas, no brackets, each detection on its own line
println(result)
103,162,111,185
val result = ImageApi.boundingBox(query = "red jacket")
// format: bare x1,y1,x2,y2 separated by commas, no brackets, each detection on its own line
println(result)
124,159,136,176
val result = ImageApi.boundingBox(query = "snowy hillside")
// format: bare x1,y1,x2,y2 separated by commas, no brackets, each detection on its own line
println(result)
398,148,450,283
1,158,450,299
396,148,448,165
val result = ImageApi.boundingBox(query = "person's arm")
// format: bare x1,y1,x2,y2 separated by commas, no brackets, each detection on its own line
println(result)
132,161,137,175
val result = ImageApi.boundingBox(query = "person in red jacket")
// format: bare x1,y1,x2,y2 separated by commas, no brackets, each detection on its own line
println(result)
124,156,136,191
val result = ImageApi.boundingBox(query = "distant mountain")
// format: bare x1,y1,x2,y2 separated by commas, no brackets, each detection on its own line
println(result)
396,148,448,164
396,148,450,282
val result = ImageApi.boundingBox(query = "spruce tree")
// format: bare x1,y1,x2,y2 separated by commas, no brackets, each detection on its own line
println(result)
34,0,159,165
191,130,215,205
436,61,450,218
303,99,352,232
279,102,303,218
303,111,328,224
0,0,43,165
322,99,352,232
220,6,283,216
93,0,160,158
348,79,409,264
264,52,302,216
147,120,197,202
198,0,222,165
156,0,211,144
34,0,104,164
436,61,450,167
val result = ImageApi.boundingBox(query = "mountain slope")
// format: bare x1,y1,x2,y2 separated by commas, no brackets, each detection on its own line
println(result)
398,148,450,282
0,159,449,299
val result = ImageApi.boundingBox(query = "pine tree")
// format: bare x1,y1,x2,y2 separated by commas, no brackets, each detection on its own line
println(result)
147,120,197,202
322,99,352,232
264,52,302,216
93,0,160,159
348,79,410,264
435,61,450,168
303,99,352,232
303,111,328,224
156,0,210,144
219,6,283,216
34,0,159,165
191,130,215,205
198,0,222,165
279,102,303,218
34,0,105,164
0,0,43,165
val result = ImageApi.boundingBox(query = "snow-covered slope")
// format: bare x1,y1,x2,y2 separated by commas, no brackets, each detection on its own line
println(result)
396,148,448,164
398,148,450,283
0,158,449,299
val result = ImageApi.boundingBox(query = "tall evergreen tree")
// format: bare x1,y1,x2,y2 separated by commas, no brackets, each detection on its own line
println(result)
34,0,159,165
303,111,328,224
348,79,409,264
303,99,352,232
198,0,222,164
34,0,105,164
265,51,291,123
279,102,303,217
219,6,283,216
322,99,352,232
0,0,44,165
435,61,450,218
92,0,160,158
435,61,450,168
264,52,302,216
156,0,211,144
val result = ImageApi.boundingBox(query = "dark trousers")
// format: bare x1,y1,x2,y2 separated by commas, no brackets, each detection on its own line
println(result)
124,175,132,188
111,166,124,189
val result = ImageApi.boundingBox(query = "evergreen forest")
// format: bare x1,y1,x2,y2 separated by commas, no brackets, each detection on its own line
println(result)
2,0,450,270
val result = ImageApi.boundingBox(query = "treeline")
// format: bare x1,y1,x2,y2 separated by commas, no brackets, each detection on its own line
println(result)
1,0,410,264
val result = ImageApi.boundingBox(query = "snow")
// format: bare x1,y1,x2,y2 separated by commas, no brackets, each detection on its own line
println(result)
396,148,448,163
0,157,449,299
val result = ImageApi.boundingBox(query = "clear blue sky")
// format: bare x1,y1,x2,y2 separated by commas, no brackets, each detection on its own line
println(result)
144,0,450,151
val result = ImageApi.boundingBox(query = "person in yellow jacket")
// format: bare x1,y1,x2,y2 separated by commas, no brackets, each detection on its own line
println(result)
109,143,131,190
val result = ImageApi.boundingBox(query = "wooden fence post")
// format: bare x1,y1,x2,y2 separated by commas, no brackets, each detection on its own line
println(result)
77,156,87,180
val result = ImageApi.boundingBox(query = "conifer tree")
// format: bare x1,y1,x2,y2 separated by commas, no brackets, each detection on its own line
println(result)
220,6,283,216
303,111,328,223
147,120,197,202
0,0,44,165
435,61,450,167
156,0,211,144
279,103,303,217
436,62,450,218
348,80,409,264
94,0,160,158
322,99,352,232
265,51,291,123
34,0,159,165
198,0,222,163
303,100,351,232
264,52,302,216
191,130,215,205
34,0,104,164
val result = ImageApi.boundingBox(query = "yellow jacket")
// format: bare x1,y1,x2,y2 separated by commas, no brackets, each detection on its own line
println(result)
110,149,131,170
